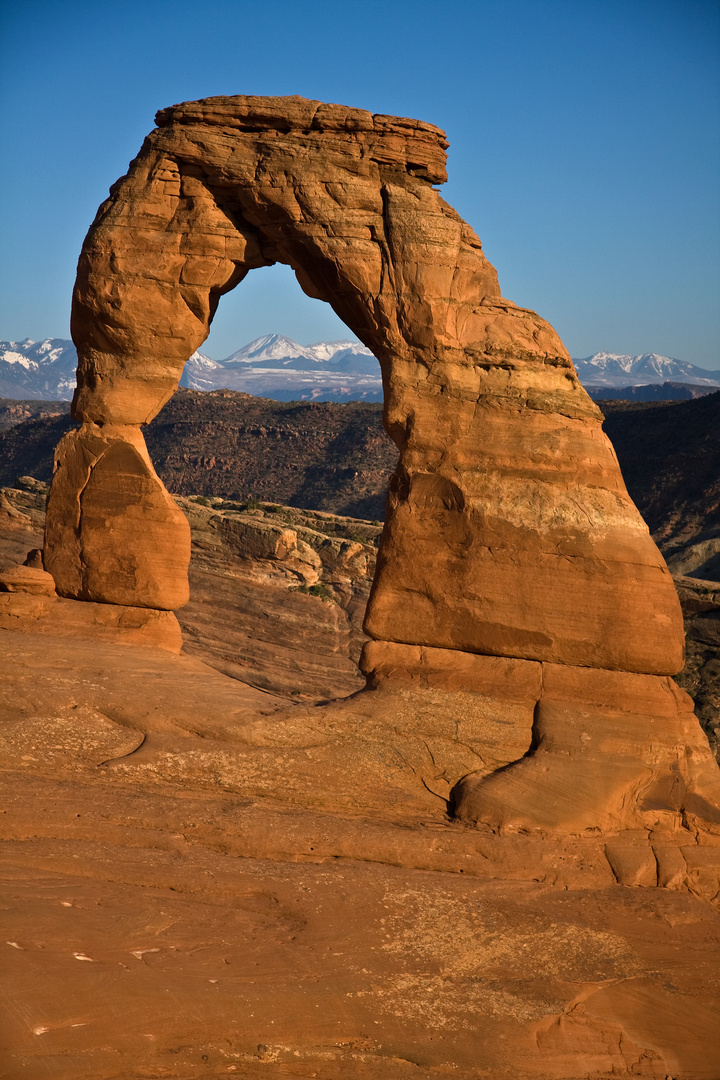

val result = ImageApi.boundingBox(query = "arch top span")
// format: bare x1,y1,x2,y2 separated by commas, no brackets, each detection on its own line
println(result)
70,93,571,432
154,95,451,183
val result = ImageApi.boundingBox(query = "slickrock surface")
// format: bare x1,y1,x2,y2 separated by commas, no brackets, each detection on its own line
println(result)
1,623,720,1079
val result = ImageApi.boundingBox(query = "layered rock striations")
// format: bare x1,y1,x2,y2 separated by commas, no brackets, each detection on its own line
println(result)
39,94,719,834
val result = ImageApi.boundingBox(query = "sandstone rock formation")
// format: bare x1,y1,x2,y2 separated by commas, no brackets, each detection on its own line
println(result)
40,94,719,836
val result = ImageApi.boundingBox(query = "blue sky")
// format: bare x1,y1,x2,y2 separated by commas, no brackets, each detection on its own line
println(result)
1,0,718,366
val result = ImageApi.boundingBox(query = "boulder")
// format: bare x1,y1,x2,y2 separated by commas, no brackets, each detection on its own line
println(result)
0,564,56,596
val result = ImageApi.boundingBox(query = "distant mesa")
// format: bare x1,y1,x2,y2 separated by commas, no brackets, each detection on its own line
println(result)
2,336,719,403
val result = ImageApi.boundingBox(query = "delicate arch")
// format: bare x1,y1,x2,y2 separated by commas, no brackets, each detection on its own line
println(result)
45,95,682,676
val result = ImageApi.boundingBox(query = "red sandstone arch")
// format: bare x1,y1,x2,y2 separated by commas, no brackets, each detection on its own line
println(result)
45,94,680,673
42,95,720,831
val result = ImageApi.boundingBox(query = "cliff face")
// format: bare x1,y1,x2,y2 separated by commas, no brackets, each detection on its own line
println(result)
176,495,380,700
602,392,720,577
145,390,395,521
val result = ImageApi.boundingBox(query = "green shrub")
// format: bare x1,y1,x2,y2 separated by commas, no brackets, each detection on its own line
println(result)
308,583,334,601
291,583,335,603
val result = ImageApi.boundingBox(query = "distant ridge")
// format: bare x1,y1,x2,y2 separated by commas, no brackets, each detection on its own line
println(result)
3,389,719,571
573,351,720,388
586,382,718,402
2,337,719,401
179,334,381,401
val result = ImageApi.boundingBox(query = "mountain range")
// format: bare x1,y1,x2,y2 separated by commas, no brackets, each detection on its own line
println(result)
178,334,382,401
0,339,78,400
2,335,719,402
573,351,720,389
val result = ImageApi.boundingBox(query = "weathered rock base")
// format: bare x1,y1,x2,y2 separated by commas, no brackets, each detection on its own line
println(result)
363,640,720,834
0,565,182,651
44,424,190,609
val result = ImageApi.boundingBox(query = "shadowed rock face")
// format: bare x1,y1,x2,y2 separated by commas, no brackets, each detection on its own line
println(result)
40,94,720,834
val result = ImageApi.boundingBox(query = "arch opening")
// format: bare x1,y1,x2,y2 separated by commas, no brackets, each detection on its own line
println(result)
181,262,383,407
202,262,368,361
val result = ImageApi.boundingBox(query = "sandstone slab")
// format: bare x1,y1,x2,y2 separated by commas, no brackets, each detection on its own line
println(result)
0,590,183,652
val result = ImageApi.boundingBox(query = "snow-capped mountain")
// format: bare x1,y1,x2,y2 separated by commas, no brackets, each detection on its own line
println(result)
0,335,383,403
574,352,720,388
3,336,720,403
0,339,79,400
221,333,375,369
177,350,224,392
179,334,382,401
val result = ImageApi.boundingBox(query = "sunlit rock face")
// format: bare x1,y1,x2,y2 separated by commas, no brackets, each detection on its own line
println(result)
42,95,720,834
